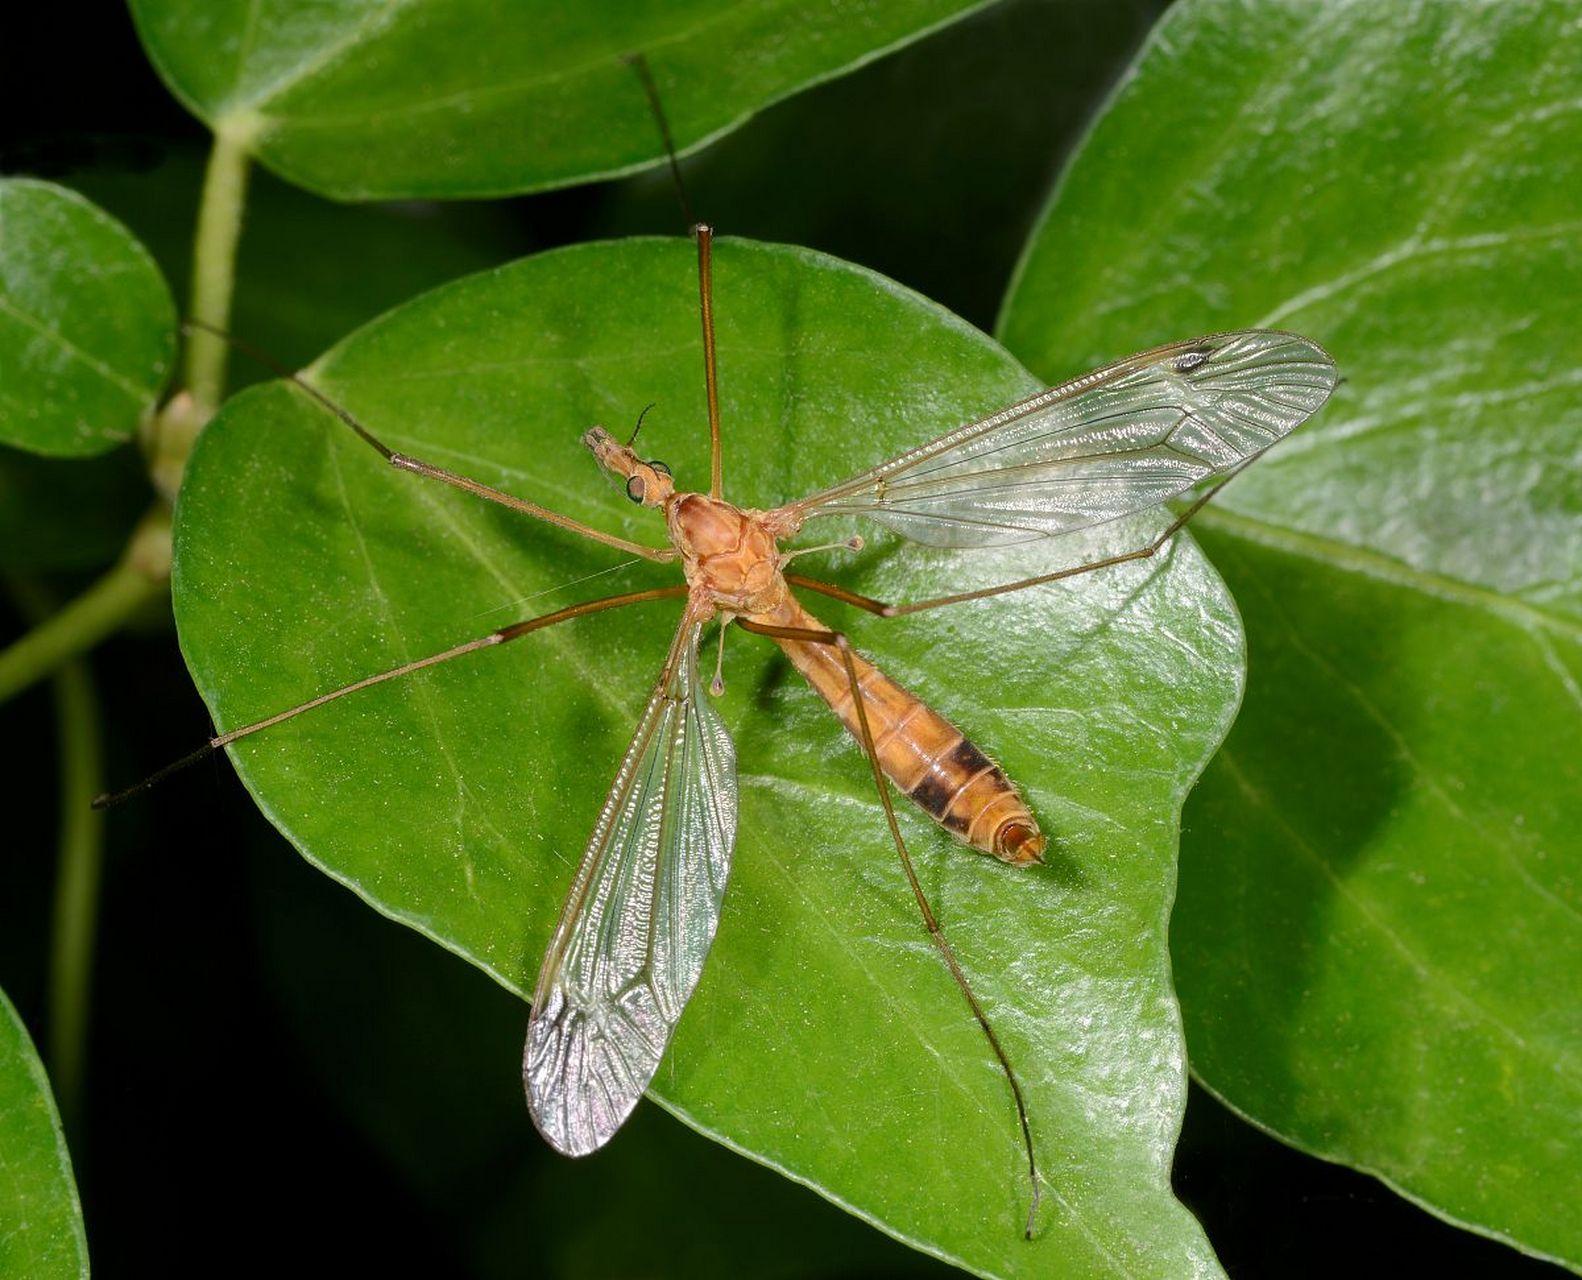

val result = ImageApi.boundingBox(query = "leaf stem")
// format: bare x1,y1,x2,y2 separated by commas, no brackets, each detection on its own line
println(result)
46,652,104,1131
182,121,254,413
0,510,170,705
9,579,106,1129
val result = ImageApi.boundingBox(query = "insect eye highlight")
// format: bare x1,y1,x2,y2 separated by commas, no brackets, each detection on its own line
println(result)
647,459,671,477
626,475,647,504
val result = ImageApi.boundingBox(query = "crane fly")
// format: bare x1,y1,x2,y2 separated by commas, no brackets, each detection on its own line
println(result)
526,277,1337,1175
103,232,1337,1236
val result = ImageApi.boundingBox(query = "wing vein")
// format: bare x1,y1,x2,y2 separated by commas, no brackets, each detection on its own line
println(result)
524,607,739,1155
780,330,1338,548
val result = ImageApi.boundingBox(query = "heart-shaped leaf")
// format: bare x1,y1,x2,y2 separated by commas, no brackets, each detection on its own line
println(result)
174,238,1237,1275
129,0,992,200
0,989,88,1280
1000,0,1582,1267
0,179,175,458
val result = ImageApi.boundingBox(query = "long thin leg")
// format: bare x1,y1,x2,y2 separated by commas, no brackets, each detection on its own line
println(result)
183,320,676,564
736,615,1041,1239
623,53,695,227
789,466,1247,618
695,225,723,499
94,585,690,809
619,53,723,501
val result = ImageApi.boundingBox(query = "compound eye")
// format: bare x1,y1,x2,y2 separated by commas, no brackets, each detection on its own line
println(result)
647,459,672,477
626,474,647,504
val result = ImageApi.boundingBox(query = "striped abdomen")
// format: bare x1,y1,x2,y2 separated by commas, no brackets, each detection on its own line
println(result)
758,595,1044,865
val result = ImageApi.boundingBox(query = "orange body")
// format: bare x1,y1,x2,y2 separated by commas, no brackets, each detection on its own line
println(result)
760,594,1044,865
657,484,1044,867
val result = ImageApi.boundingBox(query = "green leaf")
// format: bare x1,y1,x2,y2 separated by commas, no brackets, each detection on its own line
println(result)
586,0,1168,328
0,989,88,1280
128,0,993,200
999,0,1582,1268
0,178,176,458
246,825,961,1278
174,238,1235,1276
74,148,527,381
0,148,522,572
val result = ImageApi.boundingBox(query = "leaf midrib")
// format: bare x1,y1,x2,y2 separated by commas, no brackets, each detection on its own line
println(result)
0,293,150,403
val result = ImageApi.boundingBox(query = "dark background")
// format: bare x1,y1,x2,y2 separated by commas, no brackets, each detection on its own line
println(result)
0,2,1563,1275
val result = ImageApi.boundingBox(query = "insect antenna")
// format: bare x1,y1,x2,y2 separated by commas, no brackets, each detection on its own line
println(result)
625,401,657,448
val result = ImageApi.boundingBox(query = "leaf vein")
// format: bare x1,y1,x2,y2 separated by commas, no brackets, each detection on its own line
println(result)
0,293,150,402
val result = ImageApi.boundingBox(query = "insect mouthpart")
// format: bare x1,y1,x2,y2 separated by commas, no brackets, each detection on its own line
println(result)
581,424,617,456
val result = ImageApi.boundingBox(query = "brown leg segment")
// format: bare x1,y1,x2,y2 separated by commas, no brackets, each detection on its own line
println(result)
182,320,676,564
622,52,696,227
94,585,690,809
736,614,1041,1238
620,54,723,503
694,223,723,500
788,464,1252,618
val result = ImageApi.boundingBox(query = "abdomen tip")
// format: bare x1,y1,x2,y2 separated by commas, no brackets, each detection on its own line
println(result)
995,821,1046,866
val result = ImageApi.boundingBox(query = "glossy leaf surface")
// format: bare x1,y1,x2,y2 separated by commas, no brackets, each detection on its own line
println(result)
0,990,88,1280
0,179,175,458
174,238,1238,1276
129,0,991,199
1000,0,1582,1267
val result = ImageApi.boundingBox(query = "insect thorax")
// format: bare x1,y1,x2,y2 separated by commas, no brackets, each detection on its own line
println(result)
667,492,785,614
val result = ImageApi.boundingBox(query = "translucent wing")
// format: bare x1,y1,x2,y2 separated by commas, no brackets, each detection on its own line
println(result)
524,613,737,1155
784,329,1337,547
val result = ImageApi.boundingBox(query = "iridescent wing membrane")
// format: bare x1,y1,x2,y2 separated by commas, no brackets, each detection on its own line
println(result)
782,330,1338,547
524,616,738,1154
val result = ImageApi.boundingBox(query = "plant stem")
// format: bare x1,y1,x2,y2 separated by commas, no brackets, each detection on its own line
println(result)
0,127,253,699
0,548,165,706
183,122,254,413
9,579,105,1129
46,650,104,1130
